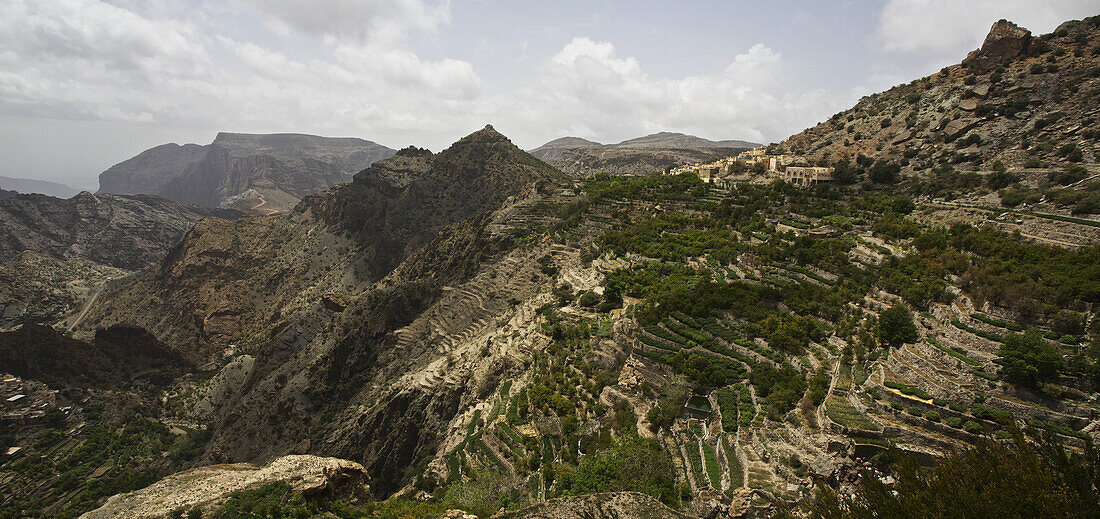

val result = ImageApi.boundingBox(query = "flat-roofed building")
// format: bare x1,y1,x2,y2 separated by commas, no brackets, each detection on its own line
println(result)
784,166,835,186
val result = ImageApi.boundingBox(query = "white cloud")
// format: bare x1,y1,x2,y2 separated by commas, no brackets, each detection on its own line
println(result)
502,37,851,145
236,0,450,42
0,0,481,142
877,0,1100,60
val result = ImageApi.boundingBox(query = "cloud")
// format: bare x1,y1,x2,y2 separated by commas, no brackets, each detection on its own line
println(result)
502,37,851,145
236,0,450,42
877,0,1100,60
0,0,480,140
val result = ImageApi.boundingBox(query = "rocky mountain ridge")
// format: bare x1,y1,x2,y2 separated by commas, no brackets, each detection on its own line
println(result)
0,176,81,198
97,132,396,213
779,18,1100,196
529,132,758,176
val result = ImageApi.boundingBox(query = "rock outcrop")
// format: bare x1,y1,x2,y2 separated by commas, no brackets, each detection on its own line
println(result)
98,132,396,212
79,455,369,519
964,19,1032,73
780,16,1098,181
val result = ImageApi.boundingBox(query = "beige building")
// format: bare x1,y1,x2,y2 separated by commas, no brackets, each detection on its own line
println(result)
783,166,835,186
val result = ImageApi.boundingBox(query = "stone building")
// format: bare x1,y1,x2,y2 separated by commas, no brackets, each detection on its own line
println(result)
783,166,835,186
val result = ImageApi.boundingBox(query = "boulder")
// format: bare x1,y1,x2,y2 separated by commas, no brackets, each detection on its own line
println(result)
79,455,369,519
963,20,1031,74
943,118,980,141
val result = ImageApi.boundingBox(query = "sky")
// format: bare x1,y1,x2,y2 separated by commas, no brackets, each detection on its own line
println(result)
1,0,1098,188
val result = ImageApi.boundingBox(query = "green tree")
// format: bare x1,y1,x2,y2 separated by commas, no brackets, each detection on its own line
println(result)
877,304,918,347
999,329,1063,387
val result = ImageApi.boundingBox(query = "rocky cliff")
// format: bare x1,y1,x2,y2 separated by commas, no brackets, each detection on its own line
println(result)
0,192,239,271
98,132,396,212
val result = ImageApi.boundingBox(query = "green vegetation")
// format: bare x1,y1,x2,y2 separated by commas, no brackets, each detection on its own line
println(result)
722,436,744,491
999,330,1063,387
715,388,739,432
825,395,880,431
215,481,316,518
884,381,933,401
877,304,918,347
782,434,1100,519
928,338,981,366
557,435,679,506
702,442,721,489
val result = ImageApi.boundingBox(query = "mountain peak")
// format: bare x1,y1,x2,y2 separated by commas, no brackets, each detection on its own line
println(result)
453,124,512,146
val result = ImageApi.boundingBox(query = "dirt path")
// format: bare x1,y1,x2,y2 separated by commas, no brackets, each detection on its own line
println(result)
249,195,279,216
68,282,106,332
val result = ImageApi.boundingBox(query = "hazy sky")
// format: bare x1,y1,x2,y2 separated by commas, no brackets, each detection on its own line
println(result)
1,0,1098,188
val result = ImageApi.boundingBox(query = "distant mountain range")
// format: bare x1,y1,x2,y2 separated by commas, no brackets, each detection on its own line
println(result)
97,132,396,213
529,131,759,176
529,131,759,161
0,176,81,198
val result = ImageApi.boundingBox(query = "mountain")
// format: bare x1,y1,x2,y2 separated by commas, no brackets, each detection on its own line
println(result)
529,132,758,176
0,188,16,200
527,136,605,161
97,132,396,213
0,175,80,198
779,17,1099,215
0,192,239,271
613,131,758,149
7,18,1100,519
71,125,574,498
0,251,128,330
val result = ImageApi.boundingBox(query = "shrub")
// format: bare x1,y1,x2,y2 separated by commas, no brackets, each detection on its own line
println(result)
946,416,964,428
925,410,941,422
964,421,983,434
999,330,1063,387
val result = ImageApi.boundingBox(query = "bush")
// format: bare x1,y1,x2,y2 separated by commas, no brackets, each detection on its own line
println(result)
946,417,964,428
925,410,941,422
576,291,601,308
999,330,1063,387
964,421,983,434
558,435,679,507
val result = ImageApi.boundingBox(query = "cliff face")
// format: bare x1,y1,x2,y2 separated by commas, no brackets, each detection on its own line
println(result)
97,133,396,212
0,192,238,271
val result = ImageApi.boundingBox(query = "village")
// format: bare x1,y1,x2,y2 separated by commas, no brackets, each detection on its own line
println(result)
671,146,835,186
0,374,60,431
